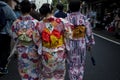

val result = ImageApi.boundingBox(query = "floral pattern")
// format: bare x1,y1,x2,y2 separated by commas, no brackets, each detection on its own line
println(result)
36,16,72,80
11,15,41,80
65,12,95,80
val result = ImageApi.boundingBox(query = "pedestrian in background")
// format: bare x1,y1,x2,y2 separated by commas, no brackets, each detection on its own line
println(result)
10,1,41,80
37,3,73,80
0,0,17,74
54,3,67,18
65,0,95,80
114,10,120,39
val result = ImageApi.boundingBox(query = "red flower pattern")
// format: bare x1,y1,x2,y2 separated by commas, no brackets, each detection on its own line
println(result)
32,59,39,63
71,25,75,29
21,53,28,59
34,78,39,80
12,26,14,32
52,29,61,38
23,74,29,79
42,30,50,42
47,17,54,22
55,18,61,23
43,54,48,62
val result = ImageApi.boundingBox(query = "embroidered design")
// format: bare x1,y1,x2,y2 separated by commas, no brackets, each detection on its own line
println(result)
17,28,33,42
42,28,63,48
72,25,86,38
42,18,63,48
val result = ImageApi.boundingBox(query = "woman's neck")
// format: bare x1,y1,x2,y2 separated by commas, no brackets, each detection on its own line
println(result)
45,13,53,18
22,13,30,16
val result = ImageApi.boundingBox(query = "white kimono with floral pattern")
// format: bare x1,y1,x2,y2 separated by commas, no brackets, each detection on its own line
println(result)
36,16,73,80
11,15,41,80
65,12,95,80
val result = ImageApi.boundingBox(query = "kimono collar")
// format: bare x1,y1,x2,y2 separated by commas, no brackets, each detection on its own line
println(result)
70,12,81,15
19,15,34,21
43,16,55,22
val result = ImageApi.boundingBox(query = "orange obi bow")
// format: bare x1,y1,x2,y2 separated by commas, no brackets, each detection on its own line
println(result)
72,25,86,39
42,28,63,48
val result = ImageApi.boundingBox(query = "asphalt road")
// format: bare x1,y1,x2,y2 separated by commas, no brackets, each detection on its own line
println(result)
84,35,120,80
0,35,120,80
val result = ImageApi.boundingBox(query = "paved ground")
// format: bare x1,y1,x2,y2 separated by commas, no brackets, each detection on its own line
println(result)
93,28,120,43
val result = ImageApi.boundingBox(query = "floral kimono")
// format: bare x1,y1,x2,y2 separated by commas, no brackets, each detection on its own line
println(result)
65,12,95,80
11,15,41,80
36,16,73,80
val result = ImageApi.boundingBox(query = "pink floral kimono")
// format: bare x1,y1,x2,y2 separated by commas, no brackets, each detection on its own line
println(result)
11,15,41,80
65,12,95,80
36,16,73,80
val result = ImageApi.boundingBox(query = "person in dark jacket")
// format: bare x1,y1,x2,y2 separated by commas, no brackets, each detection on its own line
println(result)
0,0,17,75
54,3,67,18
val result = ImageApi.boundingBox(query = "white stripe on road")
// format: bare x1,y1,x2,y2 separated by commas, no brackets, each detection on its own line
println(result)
93,33,120,45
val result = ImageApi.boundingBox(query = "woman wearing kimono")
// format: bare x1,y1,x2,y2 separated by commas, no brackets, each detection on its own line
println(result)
36,3,73,80
65,0,95,80
10,1,41,80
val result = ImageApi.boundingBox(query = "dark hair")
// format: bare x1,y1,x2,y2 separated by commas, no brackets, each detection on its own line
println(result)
56,3,64,11
69,0,81,12
31,3,36,9
14,4,20,11
20,0,31,14
39,3,53,17
0,0,7,2
118,10,120,18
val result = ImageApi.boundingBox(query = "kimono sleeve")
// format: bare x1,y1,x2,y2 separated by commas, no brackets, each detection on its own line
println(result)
33,22,42,55
33,22,41,46
61,19,73,39
10,20,19,42
61,19,73,51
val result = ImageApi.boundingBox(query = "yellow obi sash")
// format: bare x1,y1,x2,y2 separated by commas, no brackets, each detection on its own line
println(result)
72,25,86,39
42,35,64,48
42,27,64,48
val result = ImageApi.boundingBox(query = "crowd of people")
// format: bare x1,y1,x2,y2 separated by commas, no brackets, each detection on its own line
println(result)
0,0,95,80
103,9,120,39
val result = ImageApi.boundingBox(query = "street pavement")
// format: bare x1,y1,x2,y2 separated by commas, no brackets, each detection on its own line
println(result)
0,29,120,80
93,28,120,43
84,35,120,80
